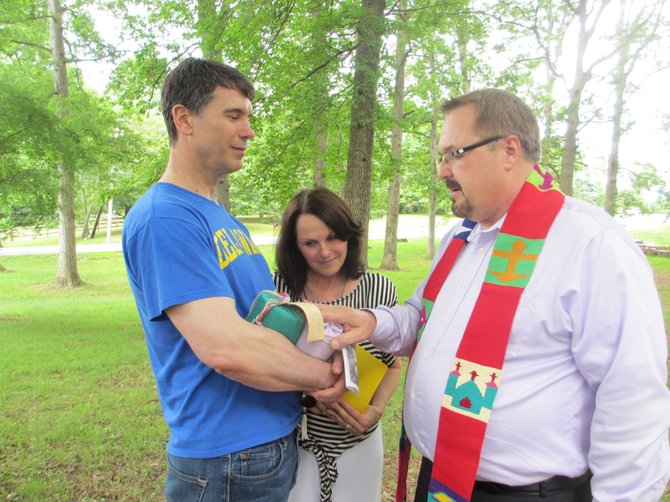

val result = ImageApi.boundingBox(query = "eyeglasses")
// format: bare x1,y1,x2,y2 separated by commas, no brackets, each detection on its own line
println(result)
439,135,504,165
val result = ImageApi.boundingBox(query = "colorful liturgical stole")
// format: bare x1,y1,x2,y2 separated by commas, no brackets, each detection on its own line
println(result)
394,221,475,502
396,165,564,502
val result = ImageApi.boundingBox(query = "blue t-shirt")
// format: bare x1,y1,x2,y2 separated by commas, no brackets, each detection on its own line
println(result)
122,182,300,458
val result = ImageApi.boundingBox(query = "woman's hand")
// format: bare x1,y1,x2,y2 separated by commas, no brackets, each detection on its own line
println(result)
324,399,383,436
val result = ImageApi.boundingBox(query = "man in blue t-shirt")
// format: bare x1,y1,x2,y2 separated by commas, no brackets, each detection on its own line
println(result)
122,58,344,502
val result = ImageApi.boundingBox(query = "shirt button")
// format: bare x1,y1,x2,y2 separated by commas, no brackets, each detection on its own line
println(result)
479,247,486,254
413,431,419,438
411,392,416,399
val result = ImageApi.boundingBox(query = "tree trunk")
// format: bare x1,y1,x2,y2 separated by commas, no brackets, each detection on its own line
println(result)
427,50,440,259
342,0,386,267
216,177,230,211
197,0,232,211
539,0,566,150
80,189,92,240
604,14,627,216
455,23,472,93
543,73,557,144
90,204,104,239
197,0,225,60
560,88,582,196
603,0,657,216
80,207,91,240
558,1,589,196
49,0,82,287
106,199,114,244
559,0,611,196
313,126,327,187
380,7,408,271
310,3,330,188
428,115,439,259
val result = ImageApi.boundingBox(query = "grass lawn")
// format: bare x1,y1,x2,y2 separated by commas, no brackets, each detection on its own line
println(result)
1,221,669,500
0,252,166,500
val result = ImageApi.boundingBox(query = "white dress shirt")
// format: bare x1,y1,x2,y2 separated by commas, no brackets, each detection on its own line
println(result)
371,197,670,501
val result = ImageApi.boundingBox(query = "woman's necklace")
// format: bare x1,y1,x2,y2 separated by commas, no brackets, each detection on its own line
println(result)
303,277,347,302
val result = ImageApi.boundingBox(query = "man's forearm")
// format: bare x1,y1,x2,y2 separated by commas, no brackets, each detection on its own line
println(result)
213,324,338,392
370,304,420,356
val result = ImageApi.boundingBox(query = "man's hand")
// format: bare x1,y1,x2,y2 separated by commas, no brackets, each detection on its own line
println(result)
311,350,346,403
316,304,377,350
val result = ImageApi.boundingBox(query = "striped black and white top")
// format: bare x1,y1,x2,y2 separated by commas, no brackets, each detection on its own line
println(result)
273,271,397,501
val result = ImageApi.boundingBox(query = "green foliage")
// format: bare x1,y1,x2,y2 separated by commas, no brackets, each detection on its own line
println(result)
213,1,363,212
2,0,668,236
574,161,670,217
0,58,153,240
0,65,60,233
618,163,670,215
0,1,50,62
66,5,119,61
107,43,168,113
0,0,160,248
539,134,564,178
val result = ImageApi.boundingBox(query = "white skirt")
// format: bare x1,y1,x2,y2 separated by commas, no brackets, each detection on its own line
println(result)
288,424,384,502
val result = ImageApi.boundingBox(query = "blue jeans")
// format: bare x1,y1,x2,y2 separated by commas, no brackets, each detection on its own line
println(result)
165,432,298,502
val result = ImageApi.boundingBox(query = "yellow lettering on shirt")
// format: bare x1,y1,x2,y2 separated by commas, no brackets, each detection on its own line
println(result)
230,228,262,255
213,227,261,270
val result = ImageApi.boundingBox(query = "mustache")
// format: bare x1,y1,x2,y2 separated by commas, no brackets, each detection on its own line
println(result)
445,179,461,191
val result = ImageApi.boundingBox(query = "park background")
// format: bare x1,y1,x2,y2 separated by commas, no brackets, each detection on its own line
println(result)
1,215,669,500
2,0,670,499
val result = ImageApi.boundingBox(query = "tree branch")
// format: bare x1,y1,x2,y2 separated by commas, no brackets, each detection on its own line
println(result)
9,39,51,53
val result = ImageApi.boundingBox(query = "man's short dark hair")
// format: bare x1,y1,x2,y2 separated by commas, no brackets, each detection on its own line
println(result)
442,88,541,163
161,58,255,145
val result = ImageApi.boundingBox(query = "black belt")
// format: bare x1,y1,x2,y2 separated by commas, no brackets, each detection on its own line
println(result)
474,471,592,496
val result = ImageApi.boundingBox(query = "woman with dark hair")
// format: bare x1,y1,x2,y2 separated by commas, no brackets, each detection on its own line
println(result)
274,186,401,502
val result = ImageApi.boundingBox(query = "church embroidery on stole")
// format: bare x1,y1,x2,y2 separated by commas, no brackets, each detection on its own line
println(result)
444,359,499,423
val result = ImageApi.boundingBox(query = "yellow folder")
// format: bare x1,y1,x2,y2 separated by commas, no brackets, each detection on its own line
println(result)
342,345,389,413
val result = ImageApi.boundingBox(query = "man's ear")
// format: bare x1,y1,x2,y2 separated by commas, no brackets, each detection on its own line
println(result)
502,134,522,171
172,104,193,136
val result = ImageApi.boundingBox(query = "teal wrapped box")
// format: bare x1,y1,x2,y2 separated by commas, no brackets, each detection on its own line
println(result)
245,290,306,344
